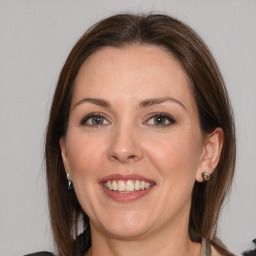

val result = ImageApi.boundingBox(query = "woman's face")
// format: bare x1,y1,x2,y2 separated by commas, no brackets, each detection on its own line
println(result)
60,45,207,239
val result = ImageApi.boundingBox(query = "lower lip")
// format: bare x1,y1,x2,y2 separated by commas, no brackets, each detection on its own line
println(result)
100,183,155,202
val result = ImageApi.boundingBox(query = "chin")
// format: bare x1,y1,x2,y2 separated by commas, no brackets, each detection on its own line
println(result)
92,211,155,239
104,223,151,239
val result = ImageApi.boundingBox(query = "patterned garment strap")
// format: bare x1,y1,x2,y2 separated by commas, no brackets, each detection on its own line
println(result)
201,238,212,256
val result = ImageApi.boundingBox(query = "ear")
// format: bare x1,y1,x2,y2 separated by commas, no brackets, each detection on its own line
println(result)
196,127,224,182
59,137,71,175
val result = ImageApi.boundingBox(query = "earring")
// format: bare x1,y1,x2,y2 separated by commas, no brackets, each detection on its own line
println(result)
202,172,211,181
66,173,73,190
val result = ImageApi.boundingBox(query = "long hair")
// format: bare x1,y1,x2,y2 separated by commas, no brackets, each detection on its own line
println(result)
45,13,236,256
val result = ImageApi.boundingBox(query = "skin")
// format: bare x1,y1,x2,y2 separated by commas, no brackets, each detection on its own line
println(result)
60,45,223,256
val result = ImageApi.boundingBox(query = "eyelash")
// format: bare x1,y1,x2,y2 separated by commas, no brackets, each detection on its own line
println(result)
146,112,176,127
79,112,176,127
79,112,109,127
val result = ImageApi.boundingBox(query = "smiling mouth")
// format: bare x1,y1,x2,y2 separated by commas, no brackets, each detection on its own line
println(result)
103,180,155,193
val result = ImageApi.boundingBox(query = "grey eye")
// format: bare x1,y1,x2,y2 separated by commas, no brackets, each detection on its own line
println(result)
147,113,176,127
80,114,110,126
153,116,169,125
91,116,104,125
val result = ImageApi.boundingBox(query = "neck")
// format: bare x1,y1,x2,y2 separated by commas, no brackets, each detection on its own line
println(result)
86,217,201,256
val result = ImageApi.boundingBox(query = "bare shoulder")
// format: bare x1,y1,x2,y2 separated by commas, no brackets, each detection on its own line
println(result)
211,245,221,255
211,245,229,256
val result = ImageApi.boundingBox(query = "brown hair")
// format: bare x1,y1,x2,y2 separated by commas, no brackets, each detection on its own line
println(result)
45,13,236,256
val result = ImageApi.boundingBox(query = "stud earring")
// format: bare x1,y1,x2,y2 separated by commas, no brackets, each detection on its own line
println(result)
66,173,73,190
202,172,211,181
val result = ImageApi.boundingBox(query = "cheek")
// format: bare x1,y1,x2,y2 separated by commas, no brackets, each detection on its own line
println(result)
65,130,108,216
145,130,202,181
65,129,107,180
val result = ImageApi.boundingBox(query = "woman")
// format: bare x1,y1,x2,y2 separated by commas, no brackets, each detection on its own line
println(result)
43,13,235,256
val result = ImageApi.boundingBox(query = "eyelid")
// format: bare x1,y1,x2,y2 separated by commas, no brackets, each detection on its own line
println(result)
144,112,176,126
78,111,176,127
79,112,111,126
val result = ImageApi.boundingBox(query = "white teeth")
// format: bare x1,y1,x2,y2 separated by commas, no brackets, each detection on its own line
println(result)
104,180,154,192
112,180,118,191
126,180,134,191
141,181,145,190
106,181,112,190
134,180,140,191
118,180,126,192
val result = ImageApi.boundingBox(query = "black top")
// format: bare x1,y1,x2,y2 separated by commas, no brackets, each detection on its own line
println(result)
24,252,54,256
24,228,91,256
24,239,212,256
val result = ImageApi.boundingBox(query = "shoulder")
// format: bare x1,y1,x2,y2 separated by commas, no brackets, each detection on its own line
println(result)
211,245,235,256
24,252,54,256
211,245,222,256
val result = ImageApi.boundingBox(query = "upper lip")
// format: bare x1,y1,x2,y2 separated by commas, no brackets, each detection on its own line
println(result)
99,174,155,184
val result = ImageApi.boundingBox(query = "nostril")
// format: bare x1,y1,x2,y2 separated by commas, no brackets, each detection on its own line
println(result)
128,155,136,160
110,154,138,163
126,155,138,163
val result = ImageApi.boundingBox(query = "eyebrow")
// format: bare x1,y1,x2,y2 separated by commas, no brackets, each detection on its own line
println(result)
73,97,186,110
73,98,111,109
138,97,187,110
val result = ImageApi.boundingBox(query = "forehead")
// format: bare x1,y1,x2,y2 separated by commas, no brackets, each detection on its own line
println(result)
73,45,195,110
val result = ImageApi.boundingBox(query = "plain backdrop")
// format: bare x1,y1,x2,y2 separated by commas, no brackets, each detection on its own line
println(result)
1,1,255,255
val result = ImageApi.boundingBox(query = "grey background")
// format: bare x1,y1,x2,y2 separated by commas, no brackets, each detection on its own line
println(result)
0,0,255,255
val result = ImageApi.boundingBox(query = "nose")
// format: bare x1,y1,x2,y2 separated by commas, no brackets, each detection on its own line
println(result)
107,124,144,163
